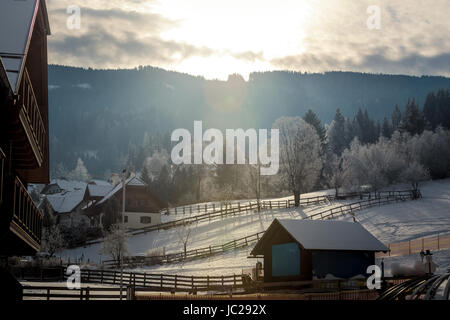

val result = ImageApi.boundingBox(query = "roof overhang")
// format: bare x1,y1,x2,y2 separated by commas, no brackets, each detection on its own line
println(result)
250,219,389,256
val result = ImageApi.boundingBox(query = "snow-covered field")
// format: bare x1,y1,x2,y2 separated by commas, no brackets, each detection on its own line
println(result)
61,179,450,277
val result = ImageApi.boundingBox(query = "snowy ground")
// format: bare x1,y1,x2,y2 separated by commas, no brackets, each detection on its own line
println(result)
62,200,350,266
60,179,450,278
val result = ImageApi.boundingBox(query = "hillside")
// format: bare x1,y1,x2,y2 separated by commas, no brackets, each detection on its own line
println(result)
62,179,450,276
48,65,450,176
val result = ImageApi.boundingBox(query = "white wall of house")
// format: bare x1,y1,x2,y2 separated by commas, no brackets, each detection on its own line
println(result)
122,212,161,229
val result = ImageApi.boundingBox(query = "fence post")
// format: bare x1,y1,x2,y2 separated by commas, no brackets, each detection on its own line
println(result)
175,275,178,290
86,287,90,301
207,275,210,289
47,288,50,301
160,274,163,289
143,273,146,287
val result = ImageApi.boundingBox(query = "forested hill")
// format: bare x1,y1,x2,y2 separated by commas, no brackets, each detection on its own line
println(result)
48,65,450,177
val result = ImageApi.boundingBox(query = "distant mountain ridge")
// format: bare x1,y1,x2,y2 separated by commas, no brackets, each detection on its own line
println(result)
48,65,450,176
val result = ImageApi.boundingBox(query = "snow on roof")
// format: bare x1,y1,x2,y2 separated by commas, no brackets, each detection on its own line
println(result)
0,0,50,92
252,219,388,254
51,179,87,193
95,175,147,206
89,179,112,186
87,184,113,198
46,190,85,214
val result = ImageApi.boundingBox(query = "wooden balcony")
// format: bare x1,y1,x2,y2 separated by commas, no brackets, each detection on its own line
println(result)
0,174,43,256
0,148,5,208
8,68,46,169
11,176,43,253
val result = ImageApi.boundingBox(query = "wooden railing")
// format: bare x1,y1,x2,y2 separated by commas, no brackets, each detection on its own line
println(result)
103,231,266,268
23,285,127,300
376,232,450,258
17,68,45,165
12,176,43,248
74,269,245,293
0,148,5,206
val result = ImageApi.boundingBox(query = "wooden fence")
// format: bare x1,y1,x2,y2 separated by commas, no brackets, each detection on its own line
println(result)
74,269,246,293
104,231,265,268
22,285,128,300
376,232,450,258
103,191,416,268
83,190,415,247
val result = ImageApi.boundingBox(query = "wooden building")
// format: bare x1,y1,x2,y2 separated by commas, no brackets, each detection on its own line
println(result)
250,219,388,282
0,0,50,300
0,0,50,256
86,175,167,229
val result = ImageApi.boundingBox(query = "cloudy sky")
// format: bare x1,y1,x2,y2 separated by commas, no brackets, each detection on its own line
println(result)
46,0,450,80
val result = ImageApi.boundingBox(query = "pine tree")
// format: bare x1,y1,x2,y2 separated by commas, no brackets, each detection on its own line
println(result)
327,108,348,155
141,164,152,186
303,109,326,142
381,117,392,138
403,99,426,135
391,105,402,131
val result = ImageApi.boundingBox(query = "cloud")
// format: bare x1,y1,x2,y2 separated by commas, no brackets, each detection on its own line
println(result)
45,0,450,78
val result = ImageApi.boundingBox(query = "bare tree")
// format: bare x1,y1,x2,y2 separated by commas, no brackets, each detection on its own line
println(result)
100,224,129,263
176,222,192,258
273,117,323,207
40,201,66,257
246,163,261,211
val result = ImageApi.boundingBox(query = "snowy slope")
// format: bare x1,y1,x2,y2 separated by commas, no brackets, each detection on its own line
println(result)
61,179,450,277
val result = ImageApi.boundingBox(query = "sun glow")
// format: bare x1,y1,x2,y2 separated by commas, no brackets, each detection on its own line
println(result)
154,0,317,79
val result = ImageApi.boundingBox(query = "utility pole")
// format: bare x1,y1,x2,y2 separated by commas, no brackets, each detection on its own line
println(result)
257,162,261,213
120,168,126,300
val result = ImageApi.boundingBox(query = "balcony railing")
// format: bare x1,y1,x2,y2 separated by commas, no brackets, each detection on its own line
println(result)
12,176,43,250
0,148,5,206
17,68,45,167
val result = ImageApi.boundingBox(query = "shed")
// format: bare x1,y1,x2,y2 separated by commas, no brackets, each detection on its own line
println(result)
250,219,388,282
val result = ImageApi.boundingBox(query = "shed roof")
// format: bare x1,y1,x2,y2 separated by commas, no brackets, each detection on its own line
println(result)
0,0,50,92
251,219,388,255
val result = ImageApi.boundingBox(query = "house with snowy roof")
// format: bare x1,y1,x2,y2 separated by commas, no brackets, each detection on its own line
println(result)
41,178,87,195
250,219,389,282
40,188,88,227
85,173,166,229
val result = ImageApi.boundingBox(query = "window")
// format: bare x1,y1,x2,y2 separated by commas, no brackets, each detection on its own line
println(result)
140,216,152,224
271,242,300,277
124,216,128,223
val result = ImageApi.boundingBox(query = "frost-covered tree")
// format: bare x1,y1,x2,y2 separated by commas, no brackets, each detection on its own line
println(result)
323,152,346,197
176,222,192,258
40,202,66,257
273,117,323,206
69,158,91,181
100,224,129,263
